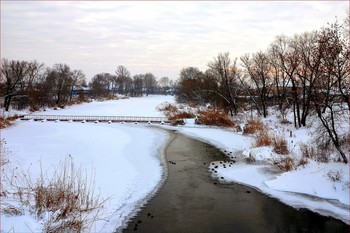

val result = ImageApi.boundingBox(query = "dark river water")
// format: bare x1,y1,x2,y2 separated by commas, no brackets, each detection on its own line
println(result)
122,130,348,233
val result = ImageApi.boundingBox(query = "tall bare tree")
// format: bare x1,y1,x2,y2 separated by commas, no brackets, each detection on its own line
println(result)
144,73,157,96
269,36,291,120
1,59,29,111
132,74,144,97
241,51,272,118
69,69,86,101
208,52,240,116
115,65,131,95
176,67,203,104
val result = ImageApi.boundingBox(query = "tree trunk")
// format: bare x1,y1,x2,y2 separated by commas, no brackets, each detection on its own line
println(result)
4,95,12,111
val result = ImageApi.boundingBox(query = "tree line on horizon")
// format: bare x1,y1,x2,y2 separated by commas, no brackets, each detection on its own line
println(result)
0,61,176,112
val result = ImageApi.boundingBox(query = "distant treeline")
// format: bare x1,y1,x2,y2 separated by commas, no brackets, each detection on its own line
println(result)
0,61,176,112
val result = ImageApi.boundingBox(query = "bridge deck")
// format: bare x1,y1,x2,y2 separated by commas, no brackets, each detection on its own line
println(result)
20,115,170,124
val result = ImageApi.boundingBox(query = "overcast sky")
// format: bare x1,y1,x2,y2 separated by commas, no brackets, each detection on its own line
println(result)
1,1,348,81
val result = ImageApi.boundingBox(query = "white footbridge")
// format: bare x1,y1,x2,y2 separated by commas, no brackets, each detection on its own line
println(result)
20,115,170,124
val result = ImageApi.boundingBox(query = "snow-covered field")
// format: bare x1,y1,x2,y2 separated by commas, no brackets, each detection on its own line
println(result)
1,95,349,232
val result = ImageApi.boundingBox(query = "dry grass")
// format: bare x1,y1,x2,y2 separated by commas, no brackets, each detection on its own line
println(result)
245,152,256,163
158,102,195,126
297,157,309,167
255,130,272,147
157,102,179,118
168,112,195,121
243,118,264,134
277,157,294,171
0,139,10,166
0,115,19,129
273,136,289,155
2,157,109,232
195,110,234,127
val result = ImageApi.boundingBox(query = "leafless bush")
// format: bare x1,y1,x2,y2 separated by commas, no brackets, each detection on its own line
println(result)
243,118,264,134
297,157,309,167
274,157,294,172
157,102,179,117
157,102,195,123
273,136,289,155
245,152,256,163
255,130,272,147
0,115,19,129
300,143,329,163
327,170,342,182
195,110,234,127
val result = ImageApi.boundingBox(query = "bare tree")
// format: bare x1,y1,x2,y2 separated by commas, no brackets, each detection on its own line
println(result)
241,51,272,118
26,60,45,110
275,35,303,127
295,31,323,126
115,65,131,95
176,67,203,104
132,74,144,97
208,52,240,116
310,21,349,164
143,73,157,96
269,36,291,120
89,73,111,98
1,59,29,111
45,64,73,106
69,69,86,101
159,76,170,94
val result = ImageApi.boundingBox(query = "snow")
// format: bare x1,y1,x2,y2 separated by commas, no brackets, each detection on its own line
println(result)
33,95,176,117
1,95,349,232
1,95,172,232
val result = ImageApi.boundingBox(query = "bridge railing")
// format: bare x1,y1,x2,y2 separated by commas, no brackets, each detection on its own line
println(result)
21,115,170,123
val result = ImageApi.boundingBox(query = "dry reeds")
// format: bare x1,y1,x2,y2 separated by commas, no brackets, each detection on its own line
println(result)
243,118,264,134
254,130,272,147
273,136,289,155
196,110,234,127
0,115,19,129
2,157,109,232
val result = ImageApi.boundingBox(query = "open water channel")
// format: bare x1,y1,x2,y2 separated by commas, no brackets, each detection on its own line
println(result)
122,130,348,233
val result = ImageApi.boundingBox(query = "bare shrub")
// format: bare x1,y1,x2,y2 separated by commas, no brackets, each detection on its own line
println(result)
2,205,23,216
255,130,272,147
195,110,234,127
168,112,195,121
300,144,317,160
280,118,292,124
300,143,329,163
297,157,309,167
243,118,264,134
170,119,185,126
245,152,256,163
327,170,342,182
158,102,195,125
274,157,294,172
0,115,19,129
273,136,289,155
157,102,179,117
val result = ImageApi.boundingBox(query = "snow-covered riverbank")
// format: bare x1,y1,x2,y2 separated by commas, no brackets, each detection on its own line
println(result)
1,95,348,232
